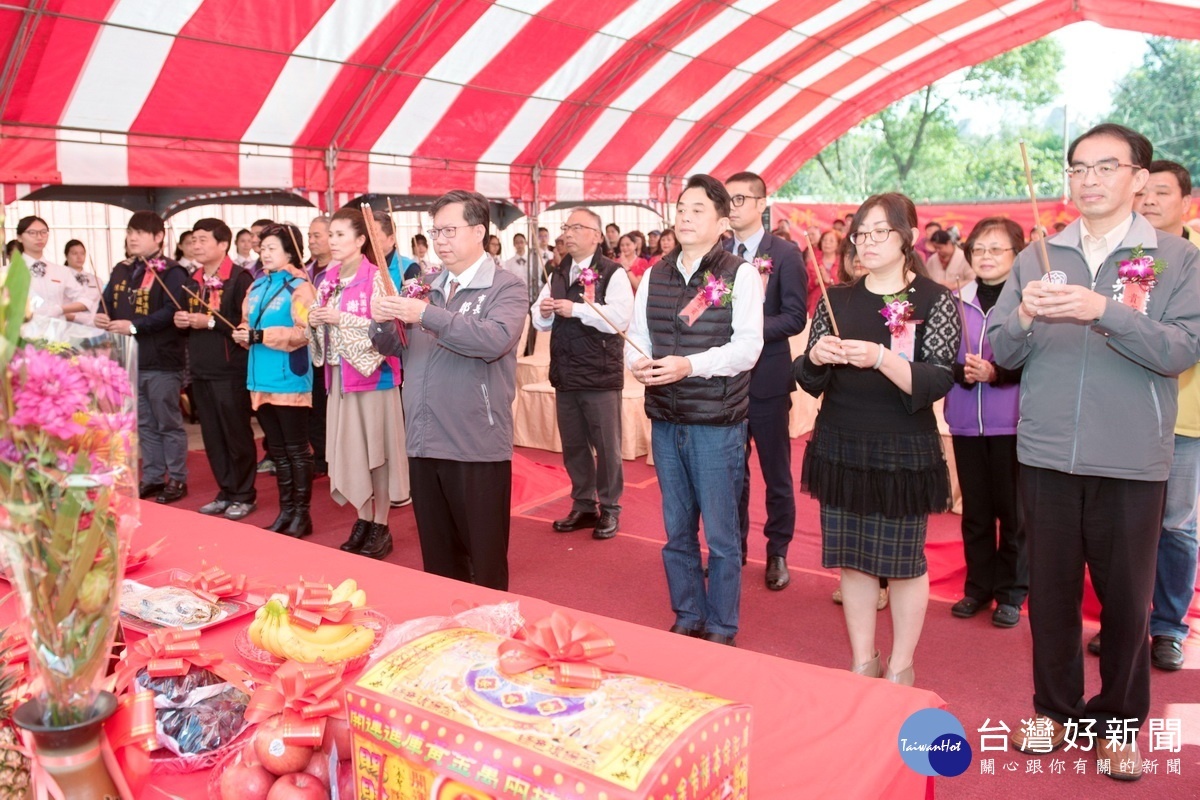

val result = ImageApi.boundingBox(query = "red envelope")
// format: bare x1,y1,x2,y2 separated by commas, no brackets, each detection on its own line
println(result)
584,283,596,303
1122,282,1149,314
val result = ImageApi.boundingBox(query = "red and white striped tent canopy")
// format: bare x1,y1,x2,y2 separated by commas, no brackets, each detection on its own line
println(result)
2,0,1198,213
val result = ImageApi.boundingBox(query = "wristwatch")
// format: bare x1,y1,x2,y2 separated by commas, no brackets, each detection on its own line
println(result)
128,323,138,336
207,316,216,330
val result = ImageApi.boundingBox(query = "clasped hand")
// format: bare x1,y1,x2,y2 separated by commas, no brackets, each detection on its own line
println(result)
631,355,692,385
809,335,881,369
1020,281,1106,323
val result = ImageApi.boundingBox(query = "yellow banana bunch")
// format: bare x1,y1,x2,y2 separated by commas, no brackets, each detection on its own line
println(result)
273,610,375,663
248,583,373,662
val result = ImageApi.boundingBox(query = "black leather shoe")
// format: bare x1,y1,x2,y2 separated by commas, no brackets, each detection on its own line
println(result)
156,479,187,504
138,481,165,499
358,523,394,560
1151,635,1184,670
765,556,790,590
1088,632,1101,656
992,603,1021,628
339,519,371,552
702,632,736,647
592,513,618,540
668,624,702,638
553,510,599,532
951,597,987,618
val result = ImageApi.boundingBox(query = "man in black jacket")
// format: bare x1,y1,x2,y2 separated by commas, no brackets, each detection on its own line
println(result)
725,172,808,590
175,218,256,520
531,208,634,540
626,175,764,646
95,212,190,503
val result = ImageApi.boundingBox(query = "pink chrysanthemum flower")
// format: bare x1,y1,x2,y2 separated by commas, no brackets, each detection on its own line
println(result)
9,345,91,440
74,354,133,414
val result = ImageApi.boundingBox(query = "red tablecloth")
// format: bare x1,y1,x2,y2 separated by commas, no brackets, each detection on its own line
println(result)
11,503,945,798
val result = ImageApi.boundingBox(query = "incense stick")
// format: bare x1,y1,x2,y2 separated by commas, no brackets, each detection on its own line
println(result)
1019,141,1053,276
580,295,649,359
149,266,184,311
953,277,972,357
810,259,841,337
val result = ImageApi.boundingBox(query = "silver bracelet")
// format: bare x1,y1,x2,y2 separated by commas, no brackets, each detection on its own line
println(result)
872,344,886,370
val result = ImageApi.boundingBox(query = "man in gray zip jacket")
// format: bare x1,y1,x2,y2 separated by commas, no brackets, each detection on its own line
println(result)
988,123,1200,780
370,190,527,591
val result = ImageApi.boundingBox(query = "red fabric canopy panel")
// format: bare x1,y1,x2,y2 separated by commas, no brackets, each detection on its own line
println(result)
2,0,1198,208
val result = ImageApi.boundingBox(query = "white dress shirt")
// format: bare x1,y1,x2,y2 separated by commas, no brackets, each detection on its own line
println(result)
1080,213,1135,279
732,226,766,261
625,251,764,378
444,253,489,298
27,258,85,319
531,254,633,333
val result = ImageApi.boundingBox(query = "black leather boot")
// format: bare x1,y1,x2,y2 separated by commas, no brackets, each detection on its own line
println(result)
282,444,313,538
263,446,294,532
358,522,393,560
339,519,371,553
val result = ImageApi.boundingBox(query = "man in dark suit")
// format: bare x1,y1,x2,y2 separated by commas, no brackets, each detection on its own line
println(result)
725,171,808,590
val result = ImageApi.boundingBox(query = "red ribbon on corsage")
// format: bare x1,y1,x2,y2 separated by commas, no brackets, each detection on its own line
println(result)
116,627,253,695
244,660,346,747
285,580,356,631
497,611,625,690
173,564,247,604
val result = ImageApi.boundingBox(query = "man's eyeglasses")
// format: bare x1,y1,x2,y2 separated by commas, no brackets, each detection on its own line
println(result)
560,223,599,234
426,225,475,240
730,194,765,208
970,245,1014,257
1065,160,1140,179
849,228,896,246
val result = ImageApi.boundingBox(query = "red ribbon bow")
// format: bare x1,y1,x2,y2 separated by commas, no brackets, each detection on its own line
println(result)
285,580,356,631
244,660,346,747
116,627,253,695
497,611,624,690
173,564,247,604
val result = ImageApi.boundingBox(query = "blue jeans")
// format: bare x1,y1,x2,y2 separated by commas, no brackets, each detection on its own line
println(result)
652,420,747,637
1151,433,1200,640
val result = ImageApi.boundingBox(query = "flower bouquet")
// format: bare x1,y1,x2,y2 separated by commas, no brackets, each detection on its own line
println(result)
0,251,142,798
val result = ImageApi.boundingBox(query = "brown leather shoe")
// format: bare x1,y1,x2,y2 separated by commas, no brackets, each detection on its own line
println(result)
765,556,790,590
1009,715,1067,754
1097,737,1142,781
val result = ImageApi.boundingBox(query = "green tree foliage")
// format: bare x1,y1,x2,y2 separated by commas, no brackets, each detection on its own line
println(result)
778,38,1066,202
1109,38,1200,176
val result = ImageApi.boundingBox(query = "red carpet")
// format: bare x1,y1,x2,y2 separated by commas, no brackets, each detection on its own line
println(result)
166,430,1200,798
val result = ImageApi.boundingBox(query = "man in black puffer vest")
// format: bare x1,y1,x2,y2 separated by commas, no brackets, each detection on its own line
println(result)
627,175,765,647
532,208,634,540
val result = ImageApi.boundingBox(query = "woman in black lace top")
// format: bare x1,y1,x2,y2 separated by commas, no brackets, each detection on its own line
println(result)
793,192,960,687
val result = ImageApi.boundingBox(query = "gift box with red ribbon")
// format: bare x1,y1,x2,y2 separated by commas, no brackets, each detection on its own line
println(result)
346,617,751,800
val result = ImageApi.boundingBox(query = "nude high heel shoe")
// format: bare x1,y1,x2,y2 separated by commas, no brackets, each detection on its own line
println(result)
884,657,915,686
851,650,882,678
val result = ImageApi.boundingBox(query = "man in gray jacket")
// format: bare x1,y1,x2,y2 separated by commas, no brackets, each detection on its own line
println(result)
989,124,1200,780
371,190,527,590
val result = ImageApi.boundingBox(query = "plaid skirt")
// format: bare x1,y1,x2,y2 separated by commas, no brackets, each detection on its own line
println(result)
821,505,928,579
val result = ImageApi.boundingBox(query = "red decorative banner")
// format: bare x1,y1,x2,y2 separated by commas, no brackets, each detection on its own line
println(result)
771,199,1079,238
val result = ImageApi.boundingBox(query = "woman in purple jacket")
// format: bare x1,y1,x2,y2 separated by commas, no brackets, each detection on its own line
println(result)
945,217,1027,628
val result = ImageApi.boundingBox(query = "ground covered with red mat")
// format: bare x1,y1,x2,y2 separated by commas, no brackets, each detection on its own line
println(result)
169,431,1200,798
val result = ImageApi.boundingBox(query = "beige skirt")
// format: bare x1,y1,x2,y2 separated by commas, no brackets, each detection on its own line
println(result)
326,369,410,510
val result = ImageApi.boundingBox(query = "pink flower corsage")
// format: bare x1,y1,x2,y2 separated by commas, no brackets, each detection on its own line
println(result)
578,266,598,286
702,274,733,307
880,292,914,335
753,256,773,276
1117,245,1166,289
203,274,224,290
147,257,167,273
402,282,431,300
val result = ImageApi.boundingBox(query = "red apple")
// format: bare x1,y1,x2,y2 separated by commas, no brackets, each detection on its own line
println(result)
267,772,330,800
303,750,331,788
242,739,261,766
255,714,316,776
335,762,355,800
219,758,274,800
321,717,352,759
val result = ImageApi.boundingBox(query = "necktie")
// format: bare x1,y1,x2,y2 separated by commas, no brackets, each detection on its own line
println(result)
737,243,748,260
446,279,459,305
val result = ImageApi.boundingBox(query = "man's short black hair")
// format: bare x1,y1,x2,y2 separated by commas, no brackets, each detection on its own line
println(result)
1147,159,1192,197
251,218,274,230
605,222,620,234
925,221,942,231
127,211,165,237
929,229,952,246
725,171,766,198
680,173,732,219
192,217,232,249
429,189,490,231
1067,123,1152,170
